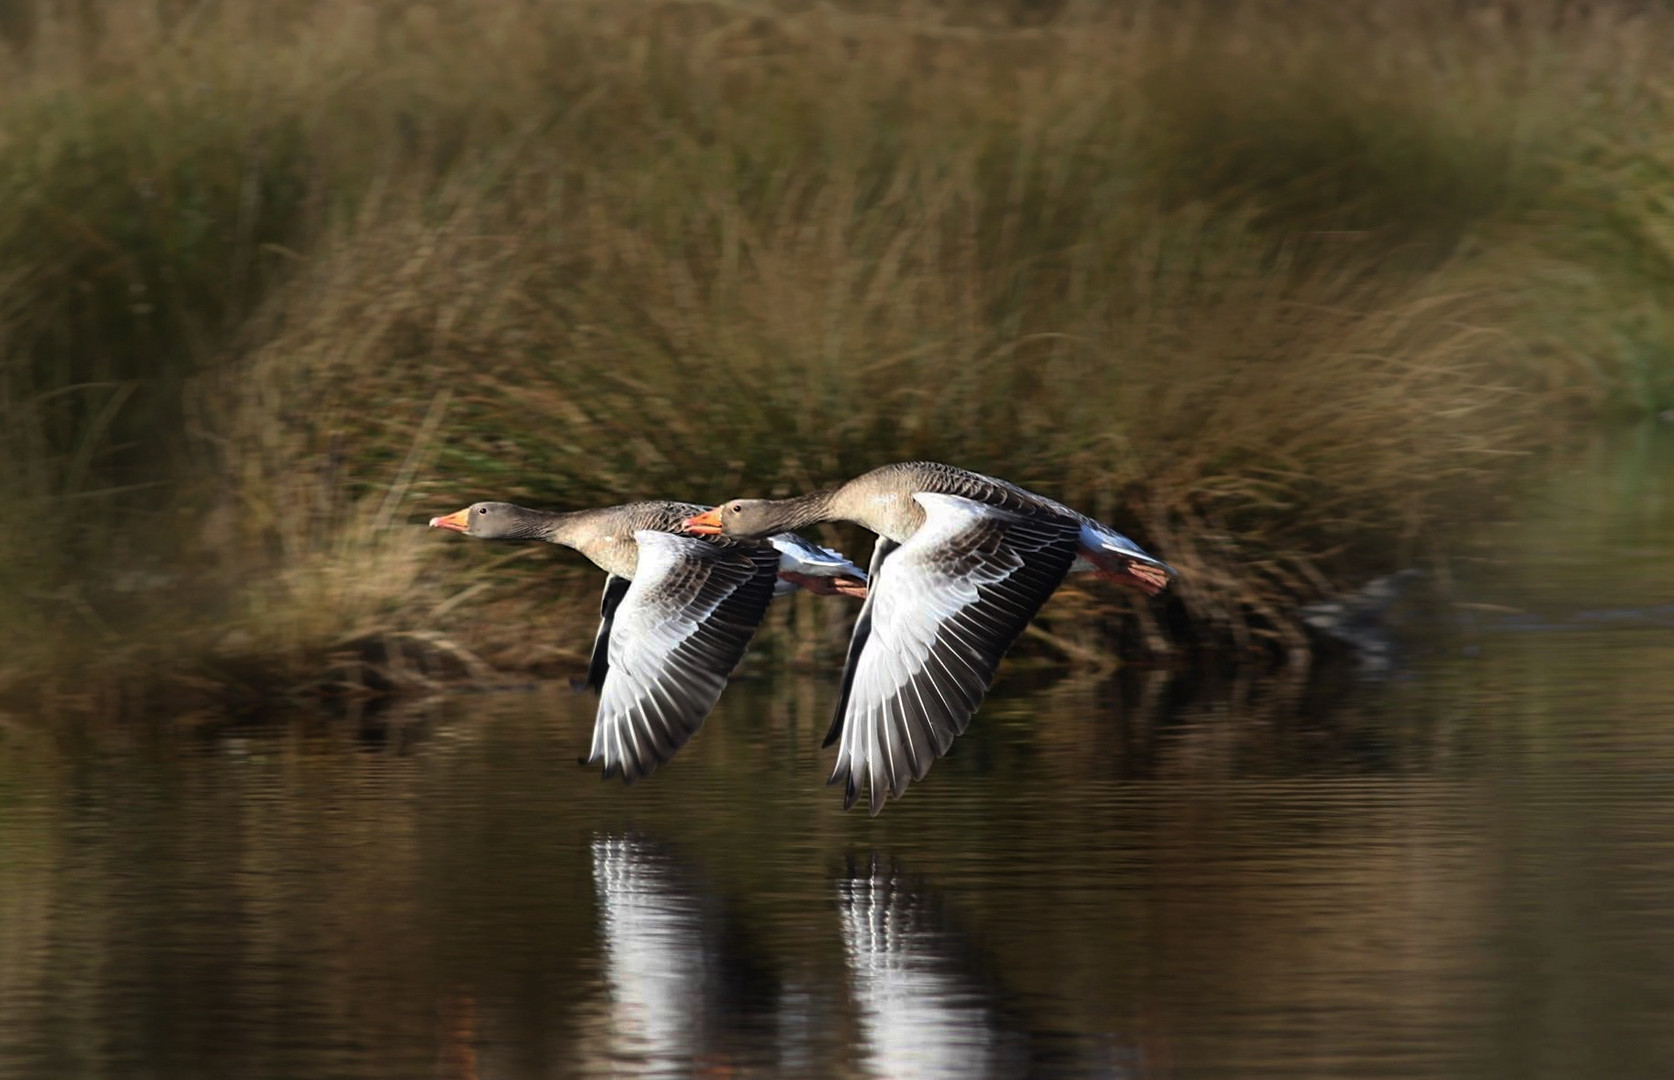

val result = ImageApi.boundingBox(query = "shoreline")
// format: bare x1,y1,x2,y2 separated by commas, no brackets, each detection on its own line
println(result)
1,562,1427,719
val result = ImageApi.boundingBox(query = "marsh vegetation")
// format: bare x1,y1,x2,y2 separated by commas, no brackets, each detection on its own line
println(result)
4,0,1673,708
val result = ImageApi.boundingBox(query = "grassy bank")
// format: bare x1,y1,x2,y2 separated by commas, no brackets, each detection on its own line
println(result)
4,0,1674,710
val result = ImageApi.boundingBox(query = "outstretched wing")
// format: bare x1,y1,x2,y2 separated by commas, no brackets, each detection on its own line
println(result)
828,494,1078,814
586,532,779,782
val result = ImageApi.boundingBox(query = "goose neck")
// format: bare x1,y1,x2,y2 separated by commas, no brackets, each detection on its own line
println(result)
769,488,840,533
513,506,585,545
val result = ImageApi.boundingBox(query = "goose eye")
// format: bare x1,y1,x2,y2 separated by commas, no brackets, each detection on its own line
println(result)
477,506,488,514
731,502,743,513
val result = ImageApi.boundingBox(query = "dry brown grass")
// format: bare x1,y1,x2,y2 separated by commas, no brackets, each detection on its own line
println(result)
3,0,1674,707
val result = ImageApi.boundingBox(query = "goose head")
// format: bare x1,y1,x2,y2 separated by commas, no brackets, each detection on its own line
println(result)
428,501,540,540
684,500,781,541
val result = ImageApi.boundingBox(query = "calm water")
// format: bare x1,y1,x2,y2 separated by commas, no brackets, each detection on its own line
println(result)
3,427,1673,1079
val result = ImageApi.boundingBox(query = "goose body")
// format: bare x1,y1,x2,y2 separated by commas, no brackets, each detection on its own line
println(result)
684,462,1174,814
429,500,866,782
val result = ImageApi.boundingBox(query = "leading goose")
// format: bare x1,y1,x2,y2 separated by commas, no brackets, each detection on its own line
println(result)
430,500,867,782
684,462,1174,814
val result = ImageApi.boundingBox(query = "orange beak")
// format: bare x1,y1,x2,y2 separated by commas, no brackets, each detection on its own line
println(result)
684,508,724,536
429,508,471,533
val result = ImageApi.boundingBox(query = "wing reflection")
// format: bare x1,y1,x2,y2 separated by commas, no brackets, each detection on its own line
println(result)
836,856,1028,1079
589,835,781,1072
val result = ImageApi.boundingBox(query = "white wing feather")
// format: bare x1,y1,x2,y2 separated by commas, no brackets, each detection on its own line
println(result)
587,531,776,781
829,494,1078,813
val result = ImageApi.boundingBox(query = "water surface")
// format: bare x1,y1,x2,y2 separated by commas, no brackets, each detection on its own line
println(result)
3,426,1673,1078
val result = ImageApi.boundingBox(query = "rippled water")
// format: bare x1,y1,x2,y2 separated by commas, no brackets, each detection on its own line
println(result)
3,426,1673,1079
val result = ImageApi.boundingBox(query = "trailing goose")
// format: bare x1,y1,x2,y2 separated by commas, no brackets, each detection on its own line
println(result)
684,462,1174,814
430,500,867,782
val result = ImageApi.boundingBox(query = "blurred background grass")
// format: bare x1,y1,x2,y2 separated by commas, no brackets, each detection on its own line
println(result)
3,0,1673,708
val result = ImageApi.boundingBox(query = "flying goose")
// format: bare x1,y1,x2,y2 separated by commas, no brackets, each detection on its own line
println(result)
430,500,866,782
684,462,1173,813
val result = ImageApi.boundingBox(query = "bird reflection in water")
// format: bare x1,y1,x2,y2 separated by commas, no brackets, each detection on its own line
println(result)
836,856,1030,1079
589,835,786,1074
584,839,1142,1077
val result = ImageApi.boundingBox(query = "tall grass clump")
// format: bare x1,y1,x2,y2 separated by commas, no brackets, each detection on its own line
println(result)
4,0,1674,707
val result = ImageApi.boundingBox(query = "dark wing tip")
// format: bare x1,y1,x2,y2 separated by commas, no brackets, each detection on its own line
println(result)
868,766,888,816
826,757,921,816
585,749,651,785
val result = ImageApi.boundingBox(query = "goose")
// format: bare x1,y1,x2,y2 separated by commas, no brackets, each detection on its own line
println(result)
429,500,867,782
683,462,1174,814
